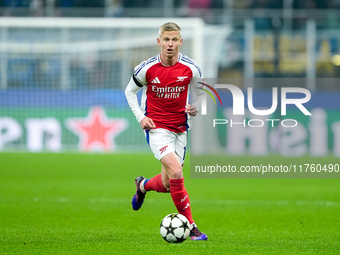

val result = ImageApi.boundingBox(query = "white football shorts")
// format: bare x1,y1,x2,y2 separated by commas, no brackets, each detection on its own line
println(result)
145,128,187,166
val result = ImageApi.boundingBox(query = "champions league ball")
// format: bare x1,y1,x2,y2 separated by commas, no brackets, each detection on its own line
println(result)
160,213,190,243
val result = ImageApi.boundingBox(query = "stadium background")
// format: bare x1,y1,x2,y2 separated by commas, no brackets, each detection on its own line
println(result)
1,0,340,155
1,1,340,254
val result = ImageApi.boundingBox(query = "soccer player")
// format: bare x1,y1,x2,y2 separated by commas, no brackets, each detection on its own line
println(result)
125,22,207,241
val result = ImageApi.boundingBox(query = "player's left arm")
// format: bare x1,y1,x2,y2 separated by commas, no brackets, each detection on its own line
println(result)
185,104,198,116
186,64,205,116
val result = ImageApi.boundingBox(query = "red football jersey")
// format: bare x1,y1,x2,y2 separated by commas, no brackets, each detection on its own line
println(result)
132,53,203,133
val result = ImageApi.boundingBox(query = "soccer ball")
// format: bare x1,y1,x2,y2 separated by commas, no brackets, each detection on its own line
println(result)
160,213,190,243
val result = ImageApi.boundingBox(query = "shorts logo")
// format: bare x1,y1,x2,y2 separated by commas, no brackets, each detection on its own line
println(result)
159,145,168,154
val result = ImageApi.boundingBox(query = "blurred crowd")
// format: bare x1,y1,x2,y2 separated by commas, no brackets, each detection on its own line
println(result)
1,0,339,30
1,0,339,15
1,0,339,86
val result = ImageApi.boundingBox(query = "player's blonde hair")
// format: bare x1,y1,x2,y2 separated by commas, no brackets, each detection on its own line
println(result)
159,22,181,38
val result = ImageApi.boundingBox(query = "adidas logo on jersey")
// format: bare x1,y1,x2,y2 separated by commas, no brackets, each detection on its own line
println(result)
151,77,161,84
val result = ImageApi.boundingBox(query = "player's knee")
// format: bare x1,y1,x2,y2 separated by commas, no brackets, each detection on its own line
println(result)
169,168,183,179
161,154,183,179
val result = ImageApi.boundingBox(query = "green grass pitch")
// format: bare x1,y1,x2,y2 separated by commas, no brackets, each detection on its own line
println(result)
0,153,339,254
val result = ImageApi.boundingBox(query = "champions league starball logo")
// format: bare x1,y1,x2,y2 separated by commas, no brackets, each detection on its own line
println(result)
196,82,312,128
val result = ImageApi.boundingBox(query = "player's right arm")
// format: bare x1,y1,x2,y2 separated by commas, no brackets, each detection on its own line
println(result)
124,77,147,123
125,62,156,130
140,116,156,130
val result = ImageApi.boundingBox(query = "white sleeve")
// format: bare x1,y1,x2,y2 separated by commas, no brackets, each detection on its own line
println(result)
125,77,146,123
190,64,206,111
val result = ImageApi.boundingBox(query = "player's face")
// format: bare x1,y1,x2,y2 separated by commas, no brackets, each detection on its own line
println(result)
157,31,183,60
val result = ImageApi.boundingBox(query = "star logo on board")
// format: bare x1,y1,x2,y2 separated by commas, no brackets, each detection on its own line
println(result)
66,106,128,152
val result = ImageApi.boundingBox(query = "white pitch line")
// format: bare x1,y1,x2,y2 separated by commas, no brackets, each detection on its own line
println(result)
0,197,339,207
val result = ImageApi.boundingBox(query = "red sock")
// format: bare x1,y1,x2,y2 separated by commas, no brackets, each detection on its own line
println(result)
169,178,194,224
144,174,168,193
